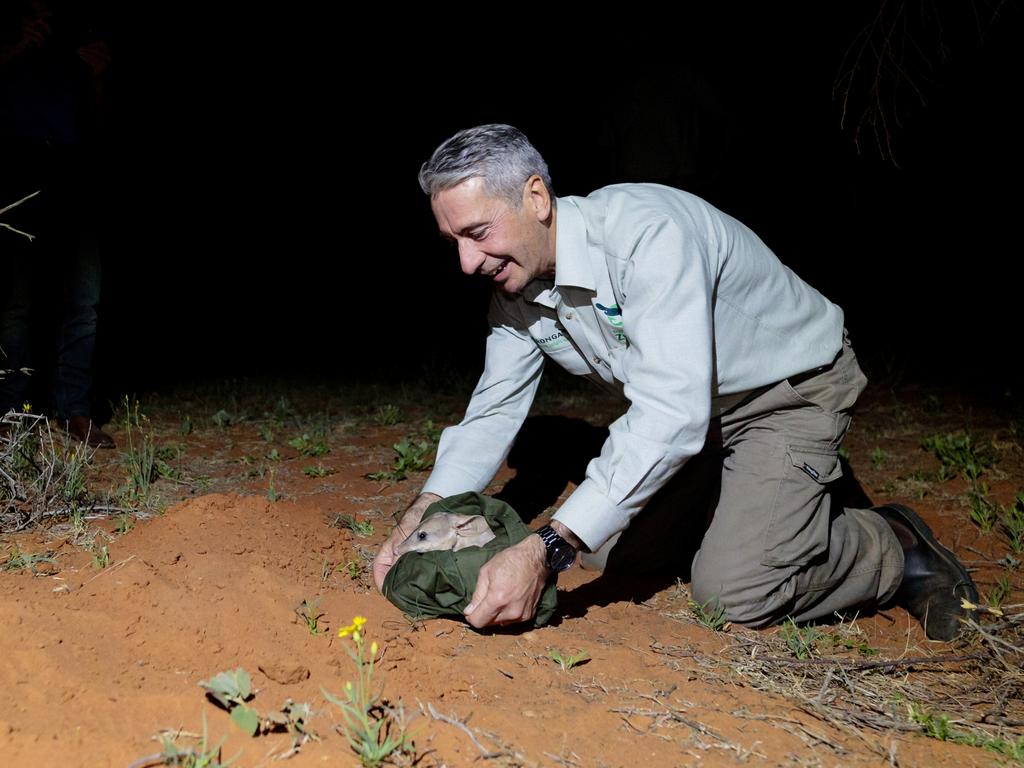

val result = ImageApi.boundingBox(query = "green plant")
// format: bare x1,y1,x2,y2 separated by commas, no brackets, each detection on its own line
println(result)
199,668,259,735
262,699,318,758
836,445,850,462
266,469,278,502
779,617,823,659
179,415,193,436
828,632,878,656
154,445,184,481
921,432,994,482
266,448,281,462
331,514,374,537
60,443,89,503
68,506,88,539
909,702,1024,760
373,404,402,426
7,408,42,479
2,409,102,533
258,424,274,442
367,438,433,482
303,463,333,478
150,713,239,767
296,598,324,635
687,597,729,631
115,511,135,535
870,446,886,469
90,543,109,569
341,559,363,580
1001,491,1024,554
272,396,294,425
421,418,442,444
966,481,998,532
547,647,590,671
987,575,1012,610
122,396,158,501
2,545,56,573
324,616,416,767
288,434,329,457
195,669,318,755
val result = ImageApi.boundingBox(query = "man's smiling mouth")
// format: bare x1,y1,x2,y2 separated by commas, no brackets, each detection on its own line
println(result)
489,259,511,278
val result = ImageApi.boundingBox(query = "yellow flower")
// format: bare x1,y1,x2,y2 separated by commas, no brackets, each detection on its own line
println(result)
338,615,369,639
21,402,32,413
370,641,378,656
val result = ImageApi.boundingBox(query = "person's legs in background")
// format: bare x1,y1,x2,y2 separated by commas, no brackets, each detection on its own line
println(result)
0,253,34,419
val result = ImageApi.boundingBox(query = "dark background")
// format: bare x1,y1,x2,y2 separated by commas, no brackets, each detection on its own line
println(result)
6,4,1023,405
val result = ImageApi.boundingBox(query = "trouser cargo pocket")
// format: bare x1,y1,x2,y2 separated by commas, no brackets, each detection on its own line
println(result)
759,445,843,568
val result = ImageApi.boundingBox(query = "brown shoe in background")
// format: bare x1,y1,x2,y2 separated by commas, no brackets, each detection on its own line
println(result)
66,415,116,449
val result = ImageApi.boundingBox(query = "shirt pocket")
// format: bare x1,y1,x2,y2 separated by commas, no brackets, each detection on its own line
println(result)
760,445,843,568
543,343,593,376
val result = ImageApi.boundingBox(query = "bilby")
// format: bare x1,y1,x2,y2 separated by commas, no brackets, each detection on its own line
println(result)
395,512,495,555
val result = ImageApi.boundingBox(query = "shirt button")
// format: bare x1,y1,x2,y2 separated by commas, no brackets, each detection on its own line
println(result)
563,311,574,320
592,356,602,365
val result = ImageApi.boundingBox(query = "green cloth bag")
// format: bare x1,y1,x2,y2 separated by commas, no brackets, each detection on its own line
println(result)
382,491,559,627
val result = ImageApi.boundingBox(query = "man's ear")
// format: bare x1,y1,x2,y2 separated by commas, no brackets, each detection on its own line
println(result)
523,175,552,222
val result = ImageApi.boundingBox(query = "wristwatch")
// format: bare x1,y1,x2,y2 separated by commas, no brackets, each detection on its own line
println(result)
536,524,577,572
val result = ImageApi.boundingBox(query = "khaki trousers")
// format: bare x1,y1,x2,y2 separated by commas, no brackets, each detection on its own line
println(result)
581,334,905,626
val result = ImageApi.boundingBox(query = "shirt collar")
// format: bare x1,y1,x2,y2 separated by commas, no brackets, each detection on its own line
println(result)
552,197,596,291
522,197,595,307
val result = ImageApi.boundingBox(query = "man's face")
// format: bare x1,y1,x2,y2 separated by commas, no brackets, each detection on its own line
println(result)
431,176,554,294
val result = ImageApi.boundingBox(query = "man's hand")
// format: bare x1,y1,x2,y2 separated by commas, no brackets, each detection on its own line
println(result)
78,39,111,76
464,534,549,628
372,492,441,591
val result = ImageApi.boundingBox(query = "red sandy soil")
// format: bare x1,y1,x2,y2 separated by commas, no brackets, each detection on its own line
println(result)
0,383,1020,767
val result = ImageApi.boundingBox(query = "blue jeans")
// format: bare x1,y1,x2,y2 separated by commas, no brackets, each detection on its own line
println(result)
1,143,103,420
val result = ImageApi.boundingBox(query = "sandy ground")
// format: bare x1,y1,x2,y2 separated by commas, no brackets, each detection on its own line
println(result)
0,381,1020,767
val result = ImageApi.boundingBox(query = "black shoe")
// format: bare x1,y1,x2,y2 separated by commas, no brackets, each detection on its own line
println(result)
65,415,117,449
875,504,978,641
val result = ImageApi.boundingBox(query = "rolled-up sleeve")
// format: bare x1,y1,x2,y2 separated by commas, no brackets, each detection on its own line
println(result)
422,294,545,498
553,215,715,551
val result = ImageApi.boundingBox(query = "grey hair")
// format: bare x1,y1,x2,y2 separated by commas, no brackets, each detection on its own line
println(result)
418,124,554,208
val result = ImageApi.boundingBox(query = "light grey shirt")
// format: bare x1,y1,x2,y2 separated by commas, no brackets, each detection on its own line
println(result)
423,184,844,551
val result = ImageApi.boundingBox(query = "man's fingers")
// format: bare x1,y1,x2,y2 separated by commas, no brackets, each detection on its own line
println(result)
371,560,390,592
464,571,493,627
371,539,400,592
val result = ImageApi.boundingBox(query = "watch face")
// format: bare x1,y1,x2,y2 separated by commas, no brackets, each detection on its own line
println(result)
548,543,576,571
538,524,576,572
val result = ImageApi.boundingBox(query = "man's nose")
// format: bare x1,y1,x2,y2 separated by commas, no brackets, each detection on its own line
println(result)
458,240,485,275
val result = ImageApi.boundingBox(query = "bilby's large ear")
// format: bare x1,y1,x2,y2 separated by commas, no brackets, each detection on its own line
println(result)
449,514,478,534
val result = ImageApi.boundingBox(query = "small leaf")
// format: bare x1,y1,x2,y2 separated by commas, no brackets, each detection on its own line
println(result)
234,667,252,699
231,704,260,736
199,672,239,704
199,667,253,704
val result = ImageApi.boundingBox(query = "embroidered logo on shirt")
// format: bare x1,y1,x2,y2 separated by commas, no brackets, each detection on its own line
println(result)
536,330,569,352
595,302,627,343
